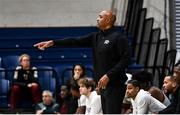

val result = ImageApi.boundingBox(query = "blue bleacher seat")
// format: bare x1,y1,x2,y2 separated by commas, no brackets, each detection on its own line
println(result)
0,57,2,67
0,67,5,79
5,66,16,82
62,68,73,84
50,78,56,94
37,66,56,92
85,64,94,78
0,79,10,108
2,55,19,68
54,65,73,86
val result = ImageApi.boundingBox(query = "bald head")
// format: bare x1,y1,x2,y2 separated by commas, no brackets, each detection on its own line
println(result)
148,86,164,103
103,10,116,24
96,10,116,31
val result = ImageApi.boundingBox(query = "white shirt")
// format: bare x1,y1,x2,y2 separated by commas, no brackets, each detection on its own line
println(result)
131,89,166,114
78,95,86,107
85,91,103,115
163,93,171,106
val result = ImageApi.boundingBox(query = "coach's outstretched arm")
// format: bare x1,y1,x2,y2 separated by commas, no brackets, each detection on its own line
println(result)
34,40,54,50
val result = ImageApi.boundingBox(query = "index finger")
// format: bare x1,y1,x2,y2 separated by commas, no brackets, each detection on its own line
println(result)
33,43,41,47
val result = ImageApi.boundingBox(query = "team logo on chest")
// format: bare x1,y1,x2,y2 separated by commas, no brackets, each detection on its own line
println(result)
104,40,110,44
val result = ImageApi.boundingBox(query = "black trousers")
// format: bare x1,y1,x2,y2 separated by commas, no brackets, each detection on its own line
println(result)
101,84,126,114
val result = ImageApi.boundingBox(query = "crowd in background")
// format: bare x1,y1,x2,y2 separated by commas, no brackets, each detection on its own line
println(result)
9,53,180,114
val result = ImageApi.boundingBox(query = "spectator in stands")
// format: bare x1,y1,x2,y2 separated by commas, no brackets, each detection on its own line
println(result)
67,64,87,88
78,78,103,114
59,64,87,114
72,64,86,80
10,54,41,109
58,85,77,114
70,82,86,114
126,80,166,114
35,90,60,114
158,73,180,113
148,86,170,106
34,10,130,114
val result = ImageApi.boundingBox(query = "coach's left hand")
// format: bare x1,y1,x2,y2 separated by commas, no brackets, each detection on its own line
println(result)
98,74,109,89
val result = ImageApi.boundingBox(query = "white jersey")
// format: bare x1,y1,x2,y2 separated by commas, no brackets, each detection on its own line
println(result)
131,89,166,114
85,91,103,115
